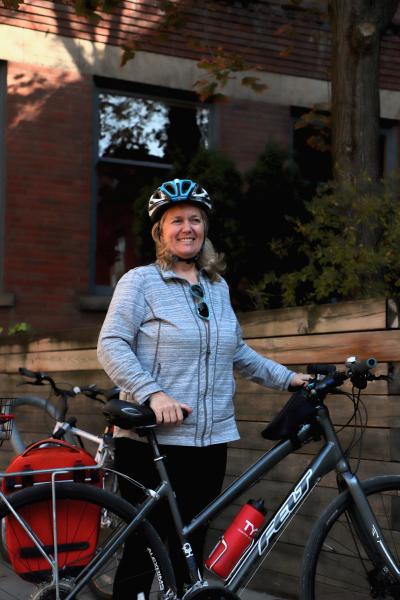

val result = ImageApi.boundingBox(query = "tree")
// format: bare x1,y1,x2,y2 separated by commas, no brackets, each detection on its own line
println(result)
329,0,399,182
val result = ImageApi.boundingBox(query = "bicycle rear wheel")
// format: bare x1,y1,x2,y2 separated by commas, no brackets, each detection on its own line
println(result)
0,482,176,600
300,475,400,599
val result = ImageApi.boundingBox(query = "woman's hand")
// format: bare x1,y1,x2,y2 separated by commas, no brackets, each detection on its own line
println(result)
149,391,193,425
290,373,312,387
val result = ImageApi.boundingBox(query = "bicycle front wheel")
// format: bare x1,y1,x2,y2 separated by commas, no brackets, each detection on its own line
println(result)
300,475,400,599
0,482,176,600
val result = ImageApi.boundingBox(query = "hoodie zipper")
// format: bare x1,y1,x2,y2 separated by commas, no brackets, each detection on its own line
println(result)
200,317,211,446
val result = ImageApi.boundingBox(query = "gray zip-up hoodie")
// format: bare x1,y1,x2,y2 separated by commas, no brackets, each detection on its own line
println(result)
97,264,295,446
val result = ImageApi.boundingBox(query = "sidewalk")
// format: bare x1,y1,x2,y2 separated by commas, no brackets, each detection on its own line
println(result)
0,559,96,599
0,558,287,599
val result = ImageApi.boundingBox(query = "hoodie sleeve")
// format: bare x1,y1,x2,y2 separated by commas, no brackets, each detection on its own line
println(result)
233,320,294,391
97,269,163,404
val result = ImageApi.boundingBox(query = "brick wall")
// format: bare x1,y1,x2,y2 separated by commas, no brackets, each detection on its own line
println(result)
219,99,292,173
3,64,99,331
1,1,399,91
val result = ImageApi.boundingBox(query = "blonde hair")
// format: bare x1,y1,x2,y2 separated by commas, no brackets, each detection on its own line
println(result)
151,209,226,282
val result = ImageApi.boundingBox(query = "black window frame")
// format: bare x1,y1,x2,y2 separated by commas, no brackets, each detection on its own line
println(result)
291,105,399,186
90,77,216,296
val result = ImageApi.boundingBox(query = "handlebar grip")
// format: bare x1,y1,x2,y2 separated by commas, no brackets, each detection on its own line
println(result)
349,357,377,376
19,367,40,379
307,364,336,375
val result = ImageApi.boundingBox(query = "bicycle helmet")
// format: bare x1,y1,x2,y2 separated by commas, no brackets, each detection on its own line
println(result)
148,178,212,222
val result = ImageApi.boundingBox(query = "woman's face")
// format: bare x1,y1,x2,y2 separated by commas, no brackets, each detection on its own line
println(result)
160,204,205,260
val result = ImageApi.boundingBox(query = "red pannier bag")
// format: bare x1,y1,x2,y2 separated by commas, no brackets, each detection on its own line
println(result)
2,438,102,582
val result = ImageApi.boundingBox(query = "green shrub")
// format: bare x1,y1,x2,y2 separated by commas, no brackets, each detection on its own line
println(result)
0,322,31,336
251,173,400,307
240,141,309,308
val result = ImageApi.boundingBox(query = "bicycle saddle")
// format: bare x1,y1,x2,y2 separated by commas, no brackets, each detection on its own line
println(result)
102,399,156,430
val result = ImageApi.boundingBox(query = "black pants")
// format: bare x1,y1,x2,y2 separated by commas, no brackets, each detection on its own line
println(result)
113,437,227,599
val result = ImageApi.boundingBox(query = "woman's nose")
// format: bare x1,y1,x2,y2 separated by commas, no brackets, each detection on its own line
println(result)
181,220,193,231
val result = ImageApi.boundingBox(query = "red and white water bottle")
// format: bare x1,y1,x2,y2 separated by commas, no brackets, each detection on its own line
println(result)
205,498,266,579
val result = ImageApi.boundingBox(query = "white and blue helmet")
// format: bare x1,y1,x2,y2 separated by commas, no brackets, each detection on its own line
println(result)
148,178,212,222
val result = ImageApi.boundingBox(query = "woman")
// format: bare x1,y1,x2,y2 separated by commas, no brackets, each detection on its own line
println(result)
97,178,309,599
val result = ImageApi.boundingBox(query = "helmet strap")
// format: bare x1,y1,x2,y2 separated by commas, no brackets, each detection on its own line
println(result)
171,254,199,265
171,237,206,265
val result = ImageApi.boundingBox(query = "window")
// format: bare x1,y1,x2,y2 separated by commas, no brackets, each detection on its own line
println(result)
380,118,399,177
0,61,6,292
291,106,399,188
92,79,213,293
291,106,332,189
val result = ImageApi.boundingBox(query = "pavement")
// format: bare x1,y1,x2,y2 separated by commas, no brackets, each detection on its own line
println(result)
0,561,288,600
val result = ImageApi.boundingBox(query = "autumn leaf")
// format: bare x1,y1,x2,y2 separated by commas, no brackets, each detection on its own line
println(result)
241,76,268,92
274,23,294,36
120,43,137,67
279,46,294,58
1,0,21,7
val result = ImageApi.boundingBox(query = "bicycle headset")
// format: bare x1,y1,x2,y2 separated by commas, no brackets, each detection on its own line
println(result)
148,178,212,223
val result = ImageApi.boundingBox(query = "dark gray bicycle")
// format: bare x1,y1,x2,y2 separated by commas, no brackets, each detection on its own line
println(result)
0,356,398,599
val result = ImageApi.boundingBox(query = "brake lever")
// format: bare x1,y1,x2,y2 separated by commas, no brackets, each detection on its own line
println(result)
368,373,391,381
16,380,44,387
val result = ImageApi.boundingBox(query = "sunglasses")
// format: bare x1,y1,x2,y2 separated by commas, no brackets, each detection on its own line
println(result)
190,283,210,320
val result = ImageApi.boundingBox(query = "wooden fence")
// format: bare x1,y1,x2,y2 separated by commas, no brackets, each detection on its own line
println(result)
0,297,399,598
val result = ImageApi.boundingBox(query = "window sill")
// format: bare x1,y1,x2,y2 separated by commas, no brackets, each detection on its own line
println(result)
79,294,112,312
0,292,15,307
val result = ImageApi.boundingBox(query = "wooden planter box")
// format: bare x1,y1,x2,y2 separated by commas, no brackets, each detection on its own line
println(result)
0,297,399,598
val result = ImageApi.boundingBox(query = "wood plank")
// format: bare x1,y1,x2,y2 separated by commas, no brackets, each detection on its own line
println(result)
234,393,400,427
237,306,309,338
387,298,400,328
247,329,400,364
0,348,101,373
234,420,393,461
0,327,99,355
238,298,387,338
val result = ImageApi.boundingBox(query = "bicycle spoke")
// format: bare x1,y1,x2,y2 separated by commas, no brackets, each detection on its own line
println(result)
311,482,400,599
0,483,176,600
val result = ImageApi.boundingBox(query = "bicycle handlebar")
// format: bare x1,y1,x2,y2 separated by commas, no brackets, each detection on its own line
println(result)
306,356,382,398
18,368,119,403
78,385,120,403
347,357,377,375
19,367,49,385
307,364,337,376
18,367,76,398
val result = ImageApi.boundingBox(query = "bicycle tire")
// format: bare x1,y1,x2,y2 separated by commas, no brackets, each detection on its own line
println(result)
10,396,77,455
0,482,176,600
87,469,121,600
300,475,400,599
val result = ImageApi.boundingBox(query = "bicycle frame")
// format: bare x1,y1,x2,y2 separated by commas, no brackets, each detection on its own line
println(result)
83,402,400,597
2,402,400,600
